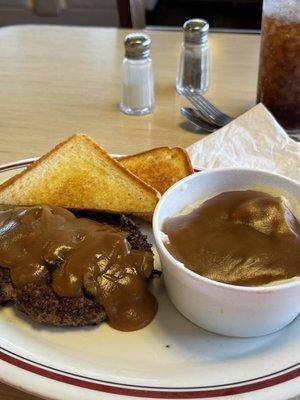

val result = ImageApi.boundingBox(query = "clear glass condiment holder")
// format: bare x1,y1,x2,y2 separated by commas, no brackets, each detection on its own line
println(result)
120,33,154,115
176,18,210,95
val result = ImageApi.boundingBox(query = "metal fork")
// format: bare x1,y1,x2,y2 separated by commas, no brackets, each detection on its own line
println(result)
181,104,300,143
181,88,300,142
181,88,233,127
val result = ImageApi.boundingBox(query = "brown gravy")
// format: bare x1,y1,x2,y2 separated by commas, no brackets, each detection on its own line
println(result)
0,205,157,331
162,190,300,286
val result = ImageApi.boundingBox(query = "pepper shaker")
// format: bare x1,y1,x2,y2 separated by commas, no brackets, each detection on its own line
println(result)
120,33,154,115
176,19,210,94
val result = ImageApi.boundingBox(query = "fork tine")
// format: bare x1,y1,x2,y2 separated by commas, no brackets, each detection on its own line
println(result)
191,96,219,119
194,99,223,124
198,95,223,114
183,90,228,126
182,88,209,110
182,88,233,126
182,90,213,117
192,94,232,123
199,97,232,123
182,91,216,125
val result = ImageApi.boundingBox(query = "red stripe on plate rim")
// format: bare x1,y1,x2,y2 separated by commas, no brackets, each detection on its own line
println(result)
0,350,299,398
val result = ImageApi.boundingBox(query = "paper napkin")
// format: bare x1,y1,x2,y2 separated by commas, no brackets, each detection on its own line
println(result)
187,103,300,182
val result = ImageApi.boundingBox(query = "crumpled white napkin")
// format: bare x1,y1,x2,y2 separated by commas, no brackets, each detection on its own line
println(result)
187,103,300,182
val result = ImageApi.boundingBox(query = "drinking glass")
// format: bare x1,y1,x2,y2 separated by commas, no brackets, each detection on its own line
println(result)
257,0,300,133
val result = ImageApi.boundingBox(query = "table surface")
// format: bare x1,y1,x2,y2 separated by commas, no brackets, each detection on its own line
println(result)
0,24,293,400
0,24,260,164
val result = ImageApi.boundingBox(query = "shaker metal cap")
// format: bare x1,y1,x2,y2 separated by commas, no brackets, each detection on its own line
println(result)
124,33,151,59
183,19,209,45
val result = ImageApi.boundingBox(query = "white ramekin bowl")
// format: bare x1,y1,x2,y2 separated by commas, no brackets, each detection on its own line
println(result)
153,168,300,337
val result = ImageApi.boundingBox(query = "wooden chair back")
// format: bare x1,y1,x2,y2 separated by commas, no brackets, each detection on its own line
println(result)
117,0,146,28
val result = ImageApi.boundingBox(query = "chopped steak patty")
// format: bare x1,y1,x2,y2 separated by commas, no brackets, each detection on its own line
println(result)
0,267,14,304
15,280,105,326
0,213,153,327
74,211,152,252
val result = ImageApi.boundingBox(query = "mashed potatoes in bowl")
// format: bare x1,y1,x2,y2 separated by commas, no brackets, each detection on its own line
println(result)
153,168,300,337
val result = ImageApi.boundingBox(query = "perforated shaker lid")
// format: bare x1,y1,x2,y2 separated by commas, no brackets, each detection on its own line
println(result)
124,33,151,59
183,19,209,45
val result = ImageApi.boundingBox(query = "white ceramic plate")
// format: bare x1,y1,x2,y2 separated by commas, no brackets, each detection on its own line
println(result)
0,159,299,400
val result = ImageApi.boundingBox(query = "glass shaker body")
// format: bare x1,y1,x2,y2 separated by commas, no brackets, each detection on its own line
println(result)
257,0,300,133
120,57,154,115
176,19,210,94
120,33,154,116
176,41,210,94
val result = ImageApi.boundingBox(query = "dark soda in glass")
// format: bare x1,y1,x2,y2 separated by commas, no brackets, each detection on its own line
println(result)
257,0,300,133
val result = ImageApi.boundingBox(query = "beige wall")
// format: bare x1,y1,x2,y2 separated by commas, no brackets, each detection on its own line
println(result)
0,0,119,27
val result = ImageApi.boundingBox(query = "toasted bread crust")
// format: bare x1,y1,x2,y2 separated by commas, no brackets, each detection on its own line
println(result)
0,134,160,198
0,134,160,213
120,146,194,194
120,146,192,167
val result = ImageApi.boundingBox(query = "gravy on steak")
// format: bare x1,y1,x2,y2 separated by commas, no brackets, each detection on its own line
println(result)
0,205,157,331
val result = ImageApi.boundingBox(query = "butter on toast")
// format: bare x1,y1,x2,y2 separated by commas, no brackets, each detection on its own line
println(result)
119,147,194,194
0,134,160,213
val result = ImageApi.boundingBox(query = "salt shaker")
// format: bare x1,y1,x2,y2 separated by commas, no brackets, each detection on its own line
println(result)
120,33,154,115
176,19,210,94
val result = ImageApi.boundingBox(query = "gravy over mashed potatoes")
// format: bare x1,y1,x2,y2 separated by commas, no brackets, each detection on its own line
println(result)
162,190,300,286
